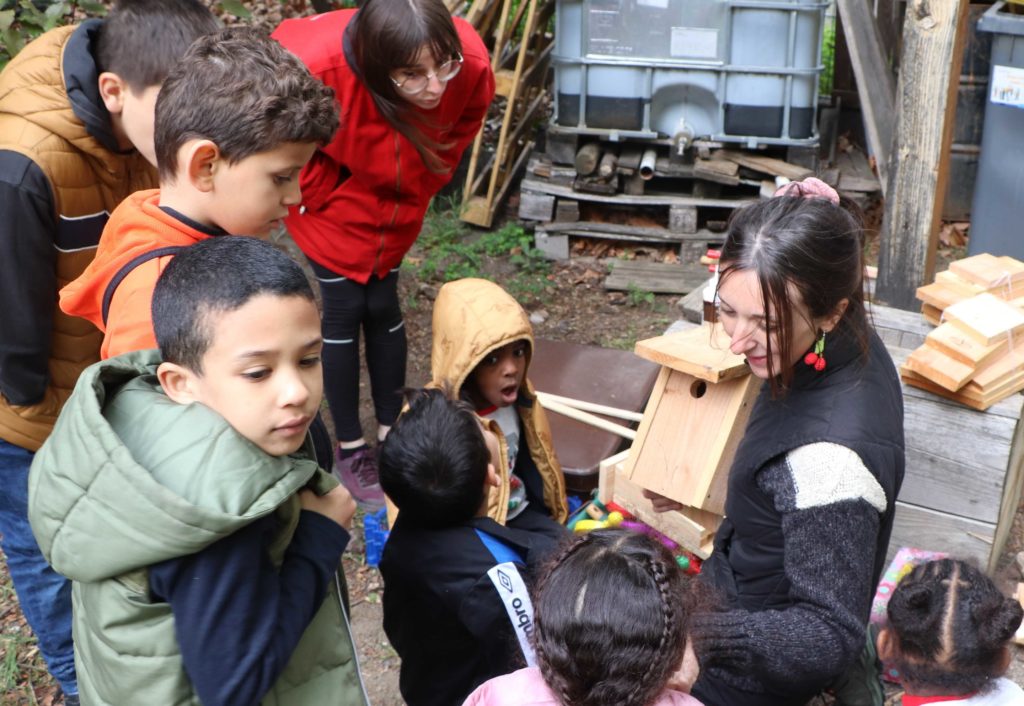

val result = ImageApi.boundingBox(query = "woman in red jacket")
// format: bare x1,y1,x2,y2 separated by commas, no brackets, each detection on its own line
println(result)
272,0,495,508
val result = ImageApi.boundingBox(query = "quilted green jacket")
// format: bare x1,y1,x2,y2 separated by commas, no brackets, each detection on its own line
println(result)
28,349,367,705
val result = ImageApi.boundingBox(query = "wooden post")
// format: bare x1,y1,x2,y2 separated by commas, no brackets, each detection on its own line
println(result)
875,0,969,311
836,0,896,193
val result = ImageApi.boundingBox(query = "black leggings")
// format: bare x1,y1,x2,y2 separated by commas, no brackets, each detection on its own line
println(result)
310,261,407,443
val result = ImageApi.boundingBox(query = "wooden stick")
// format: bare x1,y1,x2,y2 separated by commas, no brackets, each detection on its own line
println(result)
539,397,637,440
535,391,644,422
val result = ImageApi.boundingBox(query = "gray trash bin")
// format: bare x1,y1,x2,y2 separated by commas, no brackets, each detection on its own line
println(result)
969,2,1024,259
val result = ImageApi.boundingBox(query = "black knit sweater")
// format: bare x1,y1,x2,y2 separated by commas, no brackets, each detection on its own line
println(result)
692,327,905,706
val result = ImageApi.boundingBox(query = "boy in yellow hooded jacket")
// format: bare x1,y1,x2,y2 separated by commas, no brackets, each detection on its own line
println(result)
430,278,568,530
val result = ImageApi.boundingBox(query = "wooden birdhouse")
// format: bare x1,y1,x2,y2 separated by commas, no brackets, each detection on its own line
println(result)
599,323,759,557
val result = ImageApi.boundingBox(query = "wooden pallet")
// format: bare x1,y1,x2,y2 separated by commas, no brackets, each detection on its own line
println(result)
521,154,754,261
602,258,712,296
459,0,553,228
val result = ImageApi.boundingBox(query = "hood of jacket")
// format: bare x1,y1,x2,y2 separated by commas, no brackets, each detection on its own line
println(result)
59,189,212,328
430,278,535,395
0,20,125,161
29,349,320,583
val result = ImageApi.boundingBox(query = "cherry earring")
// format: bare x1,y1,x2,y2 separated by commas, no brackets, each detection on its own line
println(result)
804,331,827,372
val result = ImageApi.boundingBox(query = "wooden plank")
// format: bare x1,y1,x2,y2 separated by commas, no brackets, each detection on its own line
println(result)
553,199,579,222
901,365,1024,411
899,385,1014,523
460,0,553,228
668,206,698,234
888,501,994,567
921,304,943,327
895,346,1019,430
869,302,934,346
925,322,1006,368
519,177,757,209
935,270,985,298
972,350,1024,391
517,190,555,221
493,68,516,97
943,294,1024,347
994,416,1024,573
598,458,718,558
633,324,751,382
603,259,709,295
949,253,1024,289
915,281,965,311
836,0,896,193
542,221,720,244
875,0,970,310
905,345,975,392
714,149,812,181
693,158,741,186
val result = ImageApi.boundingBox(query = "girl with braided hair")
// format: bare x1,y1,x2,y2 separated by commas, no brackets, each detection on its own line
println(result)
463,529,706,706
877,558,1024,705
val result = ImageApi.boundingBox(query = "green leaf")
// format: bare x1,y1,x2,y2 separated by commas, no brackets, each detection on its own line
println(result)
77,0,107,15
0,9,14,32
45,1,69,19
1,25,24,58
217,0,252,18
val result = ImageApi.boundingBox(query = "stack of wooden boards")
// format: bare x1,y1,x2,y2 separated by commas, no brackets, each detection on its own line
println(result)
901,254,1024,410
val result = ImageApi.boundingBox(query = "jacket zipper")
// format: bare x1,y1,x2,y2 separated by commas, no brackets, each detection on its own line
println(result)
374,131,402,278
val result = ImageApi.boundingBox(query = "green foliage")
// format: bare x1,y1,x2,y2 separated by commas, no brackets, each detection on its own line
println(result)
0,552,50,699
0,0,104,71
819,16,836,98
408,197,551,302
626,283,656,308
218,0,252,18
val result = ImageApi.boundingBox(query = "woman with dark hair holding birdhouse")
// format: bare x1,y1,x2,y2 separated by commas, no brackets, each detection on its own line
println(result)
272,0,495,510
654,178,906,706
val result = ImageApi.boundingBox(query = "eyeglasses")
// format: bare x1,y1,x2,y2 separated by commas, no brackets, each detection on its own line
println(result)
391,53,464,95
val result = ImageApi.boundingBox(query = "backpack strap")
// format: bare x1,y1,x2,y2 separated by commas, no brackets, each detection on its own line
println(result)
474,528,537,667
101,246,187,327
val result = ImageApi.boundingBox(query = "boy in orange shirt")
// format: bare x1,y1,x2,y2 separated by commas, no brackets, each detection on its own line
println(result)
60,27,338,359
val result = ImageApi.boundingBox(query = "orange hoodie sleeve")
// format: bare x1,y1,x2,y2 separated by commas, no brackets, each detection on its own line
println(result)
99,257,173,359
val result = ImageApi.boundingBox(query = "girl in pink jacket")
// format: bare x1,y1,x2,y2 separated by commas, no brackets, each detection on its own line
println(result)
464,529,706,706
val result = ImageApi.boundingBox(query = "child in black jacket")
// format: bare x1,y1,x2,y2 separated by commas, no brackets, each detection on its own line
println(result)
378,388,565,706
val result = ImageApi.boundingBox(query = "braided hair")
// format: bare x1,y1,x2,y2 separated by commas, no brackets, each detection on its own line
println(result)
886,558,1022,694
530,529,698,706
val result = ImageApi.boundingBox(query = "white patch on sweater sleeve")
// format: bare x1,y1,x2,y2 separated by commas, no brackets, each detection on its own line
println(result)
786,443,887,513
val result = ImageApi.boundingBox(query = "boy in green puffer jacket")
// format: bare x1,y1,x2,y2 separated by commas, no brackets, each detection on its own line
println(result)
28,236,369,706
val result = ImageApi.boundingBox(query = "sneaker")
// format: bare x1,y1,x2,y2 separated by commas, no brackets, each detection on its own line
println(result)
335,446,385,511
60,692,80,706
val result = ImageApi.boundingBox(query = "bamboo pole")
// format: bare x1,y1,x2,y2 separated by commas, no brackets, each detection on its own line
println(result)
535,391,644,422
539,398,637,440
